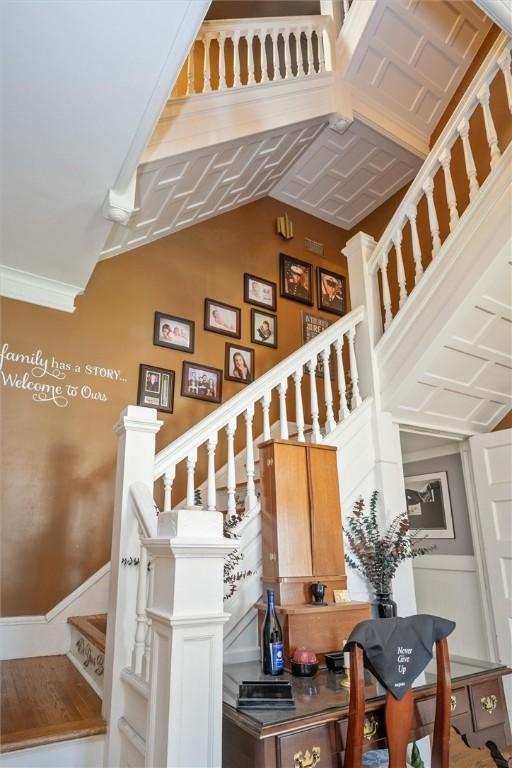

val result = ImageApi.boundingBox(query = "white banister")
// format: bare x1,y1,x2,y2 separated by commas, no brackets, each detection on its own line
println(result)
293,367,306,441
308,358,322,443
364,34,510,337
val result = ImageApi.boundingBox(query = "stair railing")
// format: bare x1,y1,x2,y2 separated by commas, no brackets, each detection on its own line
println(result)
173,14,334,97
365,33,512,338
154,304,368,516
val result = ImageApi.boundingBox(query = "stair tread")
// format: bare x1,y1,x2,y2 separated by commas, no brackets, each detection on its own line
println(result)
0,655,105,753
68,614,107,653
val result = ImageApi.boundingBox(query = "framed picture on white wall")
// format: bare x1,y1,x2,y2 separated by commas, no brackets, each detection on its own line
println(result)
404,471,455,539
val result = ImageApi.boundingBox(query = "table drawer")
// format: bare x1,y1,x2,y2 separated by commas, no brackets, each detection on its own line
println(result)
416,687,469,727
337,712,386,751
278,724,340,768
470,678,506,732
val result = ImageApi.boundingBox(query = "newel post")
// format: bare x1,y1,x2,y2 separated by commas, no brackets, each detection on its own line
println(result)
343,232,381,404
144,510,236,768
103,405,162,768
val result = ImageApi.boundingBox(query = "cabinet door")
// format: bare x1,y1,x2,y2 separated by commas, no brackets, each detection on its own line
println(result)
273,442,312,578
308,446,344,576
260,444,279,579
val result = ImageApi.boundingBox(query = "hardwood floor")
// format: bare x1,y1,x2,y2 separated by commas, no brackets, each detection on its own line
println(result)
0,655,106,752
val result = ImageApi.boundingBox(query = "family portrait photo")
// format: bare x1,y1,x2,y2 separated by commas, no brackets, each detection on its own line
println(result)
405,471,455,539
280,253,313,306
225,343,254,384
181,361,222,403
318,267,346,316
251,309,277,349
153,312,194,353
204,299,241,338
244,273,277,311
137,364,175,414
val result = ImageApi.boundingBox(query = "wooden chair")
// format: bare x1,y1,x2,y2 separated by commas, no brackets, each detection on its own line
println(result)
344,636,451,768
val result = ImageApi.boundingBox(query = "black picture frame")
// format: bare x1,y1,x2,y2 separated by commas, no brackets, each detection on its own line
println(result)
317,267,347,316
251,309,278,349
225,343,255,384
204,298,241,339
181,361,222,404
243,273,277,311
280,253,313,306
153,312,195,353
137,364,175,414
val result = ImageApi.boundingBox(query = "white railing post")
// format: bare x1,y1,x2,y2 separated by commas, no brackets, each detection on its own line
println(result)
321,346,336,434
162,466,175,513
145,510,236,768
406,204,424,285
307,358,322,443
244,404,257,511
225,419,237,517
261,390,272,441
478,83,501,170
393,227,408,309
423,175,441,257
278,378,289,439
457,117,479,202
206,433,218,511
203,33,213,93
347,326,362,409
131,543,148,676
439,146,459,232
186,448,197,508
498,47,512,114
293,368,306,441
103,406,162,768
343,232,380,403
334,336,350,422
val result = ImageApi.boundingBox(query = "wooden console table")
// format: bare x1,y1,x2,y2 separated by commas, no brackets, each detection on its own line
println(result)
222,659,512,767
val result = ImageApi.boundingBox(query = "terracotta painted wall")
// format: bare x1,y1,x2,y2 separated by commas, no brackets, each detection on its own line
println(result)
0,197,352,616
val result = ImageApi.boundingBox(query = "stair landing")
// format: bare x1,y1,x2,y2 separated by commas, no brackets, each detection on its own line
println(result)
0,655,106,753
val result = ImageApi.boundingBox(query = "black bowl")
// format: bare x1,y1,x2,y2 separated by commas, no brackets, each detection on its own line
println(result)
324,652,345,672
290,660,319,677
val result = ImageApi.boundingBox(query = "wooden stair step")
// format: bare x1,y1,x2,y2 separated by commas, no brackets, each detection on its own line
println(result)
0,655,106,753
68,613,107,653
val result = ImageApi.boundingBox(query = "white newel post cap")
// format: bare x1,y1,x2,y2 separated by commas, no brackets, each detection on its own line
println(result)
113,404,163,436
343,231,377,262
157,509,225,538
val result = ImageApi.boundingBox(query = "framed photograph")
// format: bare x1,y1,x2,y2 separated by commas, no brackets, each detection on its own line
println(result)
153,312,194,353
225,343,254,384
204,299,241,338
280,253,313,306
317,267,347,316
333,589,351,604
244,273,277,311
404,471,455,539
181,361,222,403
137,364,175,414
251,309,277,349
302,312,333,379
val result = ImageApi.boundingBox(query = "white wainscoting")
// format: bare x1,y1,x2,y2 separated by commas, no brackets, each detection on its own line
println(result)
0,735,105,768
413,554,489,660
0,563,109,660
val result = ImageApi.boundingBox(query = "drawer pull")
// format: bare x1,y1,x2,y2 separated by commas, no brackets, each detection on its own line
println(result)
266,458,274,467
450,695,457,712
481,694,498,715
363,714,378,740
293,747,320,767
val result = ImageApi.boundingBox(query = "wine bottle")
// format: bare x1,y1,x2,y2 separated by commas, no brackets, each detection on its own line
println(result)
261,589,284,675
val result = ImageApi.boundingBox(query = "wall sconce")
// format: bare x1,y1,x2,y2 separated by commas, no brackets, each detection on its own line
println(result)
276,212,294,240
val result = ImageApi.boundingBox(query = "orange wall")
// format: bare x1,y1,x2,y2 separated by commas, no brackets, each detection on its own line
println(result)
0,197,351,616
493,411,512,431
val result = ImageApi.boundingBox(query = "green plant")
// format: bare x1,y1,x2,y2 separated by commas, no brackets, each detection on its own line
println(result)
223,495,255,600
410,742,425,768
343,490,433,593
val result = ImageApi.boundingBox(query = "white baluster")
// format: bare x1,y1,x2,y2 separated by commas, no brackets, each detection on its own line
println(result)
306,29,315,75
335,337,350,421
299,29,307,76
347,327,362,409
131,543,148,675
439,146,459,232
232,32,242,88
316,27,325,72
203,33,213,93
271,32,280,80
293,368,306,442
478,83,501,170
321,347,336,434
422,176,441,256
457,117,479,202
244,405,257,512
380,245,393,330
278,379,289,439
186,448,197,508
142,561,152,681
186,43,195,96
292,28,300,77
498,47,512,114
260,31,269,83
163,466,175,513
283,30,291,79
247,31,255,85
206,434,218,511
307,358,322,443
407,205,423,285
343,0,350,17
261,391,272,441
225,419,236,518
393,228,408,309
218,32,227,90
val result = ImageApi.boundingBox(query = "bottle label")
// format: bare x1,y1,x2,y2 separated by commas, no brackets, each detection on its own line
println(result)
270,641,284,672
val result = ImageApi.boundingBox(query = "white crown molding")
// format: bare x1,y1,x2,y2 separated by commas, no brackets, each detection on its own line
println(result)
0,265,83,313
402,442,461,464
473,0,512,36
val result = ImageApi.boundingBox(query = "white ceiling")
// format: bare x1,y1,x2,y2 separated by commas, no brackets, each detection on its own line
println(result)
270,118,422,229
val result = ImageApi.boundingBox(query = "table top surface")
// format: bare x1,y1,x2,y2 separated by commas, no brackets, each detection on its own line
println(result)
223,658,508,730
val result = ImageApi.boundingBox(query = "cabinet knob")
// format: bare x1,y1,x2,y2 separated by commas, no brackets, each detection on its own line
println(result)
266,458,274,467
269,552,276,561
